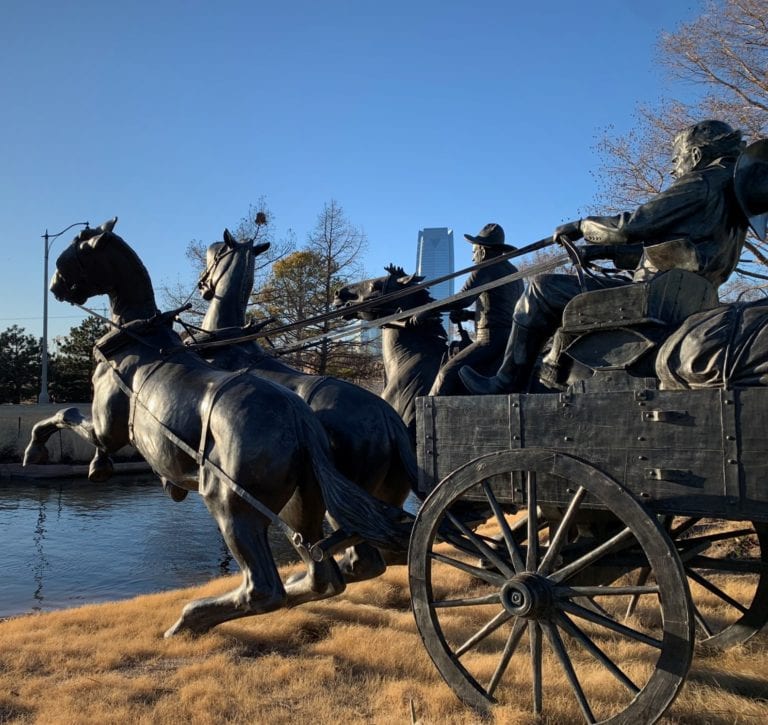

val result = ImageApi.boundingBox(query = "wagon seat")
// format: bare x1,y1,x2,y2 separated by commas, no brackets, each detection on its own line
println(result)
541,268,719,391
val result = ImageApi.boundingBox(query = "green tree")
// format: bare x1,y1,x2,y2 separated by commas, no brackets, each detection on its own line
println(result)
591,0,768,295
255,250,349,373
0,325,41,404
49,316,109,402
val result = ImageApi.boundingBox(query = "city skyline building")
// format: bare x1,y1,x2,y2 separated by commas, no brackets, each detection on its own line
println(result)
416,227,455,334
416,226,455,303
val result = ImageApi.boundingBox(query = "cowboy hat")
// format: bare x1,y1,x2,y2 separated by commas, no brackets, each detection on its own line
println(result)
463,222,516,251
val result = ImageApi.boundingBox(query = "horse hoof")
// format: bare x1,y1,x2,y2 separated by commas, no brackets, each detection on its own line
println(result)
164,617,208,639
88,460,114,483
338,545,387,583
162,480,189,502
285,561,345,607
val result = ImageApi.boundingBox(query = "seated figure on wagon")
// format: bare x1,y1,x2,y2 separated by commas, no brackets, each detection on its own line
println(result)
460,119,754,395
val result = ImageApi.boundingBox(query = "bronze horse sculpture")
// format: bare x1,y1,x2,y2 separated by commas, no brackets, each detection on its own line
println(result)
333,265,452,443
190,230,420,579
24,219,410,636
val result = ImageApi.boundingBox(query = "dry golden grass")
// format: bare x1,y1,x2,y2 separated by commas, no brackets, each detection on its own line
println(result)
0,556,766,724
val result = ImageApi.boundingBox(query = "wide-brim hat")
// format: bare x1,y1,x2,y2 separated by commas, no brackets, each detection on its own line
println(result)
735,138,768,240
464,222,516,251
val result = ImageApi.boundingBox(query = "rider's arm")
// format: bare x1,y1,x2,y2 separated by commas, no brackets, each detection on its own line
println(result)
435,269,481,312
582,174,709,244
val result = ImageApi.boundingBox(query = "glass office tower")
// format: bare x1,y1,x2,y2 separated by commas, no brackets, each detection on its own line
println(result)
416,227,455,303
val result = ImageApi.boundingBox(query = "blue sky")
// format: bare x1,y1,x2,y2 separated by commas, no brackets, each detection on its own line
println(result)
1,0,702,343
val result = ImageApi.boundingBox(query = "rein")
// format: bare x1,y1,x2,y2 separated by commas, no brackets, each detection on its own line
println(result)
185,243,570,353
266,251,574,356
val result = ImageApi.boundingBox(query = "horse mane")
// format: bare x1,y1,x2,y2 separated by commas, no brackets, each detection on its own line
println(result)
384,263,406,277
100,231,156,298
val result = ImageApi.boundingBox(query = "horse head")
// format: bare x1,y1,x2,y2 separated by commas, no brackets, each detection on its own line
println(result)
50,217,122,304
333,264,428,321
198,228,270,305
51,216,159,324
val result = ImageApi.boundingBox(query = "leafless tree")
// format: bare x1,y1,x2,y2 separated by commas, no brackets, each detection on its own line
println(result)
305,199,368,374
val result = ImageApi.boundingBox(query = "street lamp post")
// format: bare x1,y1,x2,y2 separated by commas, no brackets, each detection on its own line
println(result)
38,221,89,404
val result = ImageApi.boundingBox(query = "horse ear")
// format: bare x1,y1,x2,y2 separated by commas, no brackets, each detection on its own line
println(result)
223,229,236,247
101,217,118,232
253,241,271,256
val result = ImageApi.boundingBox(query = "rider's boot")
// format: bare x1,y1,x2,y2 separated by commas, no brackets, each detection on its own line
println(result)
459,322,546,395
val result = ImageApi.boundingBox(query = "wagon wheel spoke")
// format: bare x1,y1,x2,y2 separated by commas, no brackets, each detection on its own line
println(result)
686,567,748,614
555,611,639,694
550,525,635,584
430,551,507,587
669,516,701,539
692,603,714,639
558,584,660,598
487,616,526,696
455,609,512,657
677,528,755,553
542,620,596,724
445,510,515,578
526,471,539,571
482,481,525,572
558,600,663,649
432,592,501,608
538,486,587,576
530,620,542,715
625,566,651,619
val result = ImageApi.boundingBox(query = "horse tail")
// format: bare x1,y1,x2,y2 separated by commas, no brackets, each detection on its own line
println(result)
301,418,413,553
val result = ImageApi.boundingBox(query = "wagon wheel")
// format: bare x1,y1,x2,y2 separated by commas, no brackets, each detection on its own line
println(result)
625,518,768,650
409,448,694,724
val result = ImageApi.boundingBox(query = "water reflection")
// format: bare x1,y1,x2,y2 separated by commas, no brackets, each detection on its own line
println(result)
0,475,300,617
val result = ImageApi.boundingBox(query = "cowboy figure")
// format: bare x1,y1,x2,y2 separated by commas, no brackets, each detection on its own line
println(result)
429,223,523,395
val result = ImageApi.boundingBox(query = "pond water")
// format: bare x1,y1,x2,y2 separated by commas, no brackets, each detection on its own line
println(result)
0,475,301,618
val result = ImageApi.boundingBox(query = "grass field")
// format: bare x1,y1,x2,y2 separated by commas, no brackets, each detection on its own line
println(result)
1,551,767,725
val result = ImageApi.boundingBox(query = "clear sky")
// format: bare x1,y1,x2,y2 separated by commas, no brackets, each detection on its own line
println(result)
1,0,702,344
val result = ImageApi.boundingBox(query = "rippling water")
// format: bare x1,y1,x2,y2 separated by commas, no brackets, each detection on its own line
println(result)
0,475,301,617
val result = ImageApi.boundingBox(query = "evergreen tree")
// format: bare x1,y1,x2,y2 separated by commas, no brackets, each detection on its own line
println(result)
49,316,109,402
0,326,41,403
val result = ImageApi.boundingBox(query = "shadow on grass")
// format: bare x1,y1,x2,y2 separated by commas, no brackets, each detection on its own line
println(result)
687,665,768,701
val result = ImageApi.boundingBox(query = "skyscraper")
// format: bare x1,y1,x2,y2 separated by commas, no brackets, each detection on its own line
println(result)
416,227,455,304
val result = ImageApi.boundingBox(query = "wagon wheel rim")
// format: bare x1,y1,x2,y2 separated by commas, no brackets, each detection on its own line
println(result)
409,448,694,724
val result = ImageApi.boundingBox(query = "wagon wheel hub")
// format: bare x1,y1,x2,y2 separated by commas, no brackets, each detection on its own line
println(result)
500,573,553,619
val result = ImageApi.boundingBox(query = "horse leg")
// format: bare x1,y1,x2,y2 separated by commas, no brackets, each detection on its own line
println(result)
23,408,115,482
165,475,288,637
280,482,346,606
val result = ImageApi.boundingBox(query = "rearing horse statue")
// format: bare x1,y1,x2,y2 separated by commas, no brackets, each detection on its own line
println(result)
191,230,419,579
24,219,411,636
